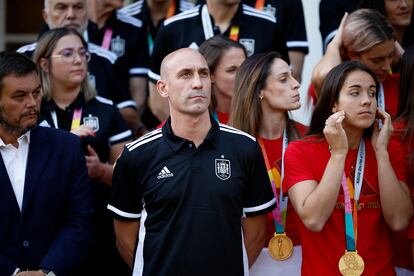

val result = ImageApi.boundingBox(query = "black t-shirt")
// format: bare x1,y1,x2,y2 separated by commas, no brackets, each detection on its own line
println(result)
244,0,308,54
39,94,132,162
120,0,197,54
88,11,150,93
149,3,288,83
108,118,275,275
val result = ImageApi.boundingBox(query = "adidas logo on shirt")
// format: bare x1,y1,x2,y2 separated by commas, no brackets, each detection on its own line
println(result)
157,166,174,179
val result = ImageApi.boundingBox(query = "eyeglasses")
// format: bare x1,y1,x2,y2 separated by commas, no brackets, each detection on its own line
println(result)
50,48,91,63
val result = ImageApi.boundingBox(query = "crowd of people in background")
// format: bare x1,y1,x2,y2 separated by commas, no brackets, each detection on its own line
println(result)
0,0,413,275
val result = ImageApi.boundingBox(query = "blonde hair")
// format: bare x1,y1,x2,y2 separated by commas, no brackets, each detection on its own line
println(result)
343,9,395,55
32,27,96,102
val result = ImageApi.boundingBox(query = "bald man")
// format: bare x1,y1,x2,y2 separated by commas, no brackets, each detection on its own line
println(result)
108,48,276,275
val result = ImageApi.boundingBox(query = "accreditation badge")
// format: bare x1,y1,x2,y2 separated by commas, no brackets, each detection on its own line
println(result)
83,115,100,132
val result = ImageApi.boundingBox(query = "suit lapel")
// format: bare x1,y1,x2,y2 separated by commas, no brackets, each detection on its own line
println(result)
0,155,21,214
22,127,51,214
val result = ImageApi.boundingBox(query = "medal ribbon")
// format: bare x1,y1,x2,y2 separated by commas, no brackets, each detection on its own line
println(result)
229,26,239,41
50,108,82,131
341,141,365,251
255,0,265,9
101,28,113,49
258,130,289,233
166,0,176,18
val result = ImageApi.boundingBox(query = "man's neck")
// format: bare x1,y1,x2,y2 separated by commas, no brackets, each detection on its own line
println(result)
148,0,171,26
206,0,239,33
170,111,212,147
88,1,113,29
0,128,22,147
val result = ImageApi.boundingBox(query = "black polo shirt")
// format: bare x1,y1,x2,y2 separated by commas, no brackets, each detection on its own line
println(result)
88,11,150,93
108,118,275,276
244,0,308,54
148,3,287,83
39,94,132,162
16,42,135,110
120,0,197,55
319,0,358,52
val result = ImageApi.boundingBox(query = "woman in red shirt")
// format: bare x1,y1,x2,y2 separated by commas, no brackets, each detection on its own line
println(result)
230,51,305,275
285,61,412,275
395,46,414,274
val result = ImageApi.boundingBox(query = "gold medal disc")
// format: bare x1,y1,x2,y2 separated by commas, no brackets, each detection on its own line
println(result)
338,251,365,276
268,233,293,261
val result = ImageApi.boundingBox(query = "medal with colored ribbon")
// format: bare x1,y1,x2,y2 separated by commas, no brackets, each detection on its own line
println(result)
338,141,365,276
50,108,82,131
258,130,293,261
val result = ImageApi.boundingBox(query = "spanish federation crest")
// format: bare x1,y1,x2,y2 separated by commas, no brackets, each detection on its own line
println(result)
215,158,231,180
111,35,126,57
263,4,276,17
239,39,255,57
83,115,100,132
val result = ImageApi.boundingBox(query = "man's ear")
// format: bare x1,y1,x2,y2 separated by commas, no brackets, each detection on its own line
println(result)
42,9,48,24
39,58,49,73
156,80,168,98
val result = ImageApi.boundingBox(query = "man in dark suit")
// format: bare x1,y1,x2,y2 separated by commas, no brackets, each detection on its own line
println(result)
0,51,94,276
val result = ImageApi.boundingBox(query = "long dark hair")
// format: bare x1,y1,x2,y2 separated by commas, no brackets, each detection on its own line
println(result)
199,35,246,112
397,45,414,142
230,51,300,141
308,61,379,137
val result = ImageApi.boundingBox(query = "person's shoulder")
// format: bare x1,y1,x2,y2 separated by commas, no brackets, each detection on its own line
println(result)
292,120,309,137
218,124,256,144
16,42,37,54
119,0,145,17
288,135,323,152
124,128,164,153
91,96,114,107
240,4,276,24
35,126,81,145
88,42,118,64
115,10,144,28
163,5,201,27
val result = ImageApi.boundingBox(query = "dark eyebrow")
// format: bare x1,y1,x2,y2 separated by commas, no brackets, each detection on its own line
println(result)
13,84,41,94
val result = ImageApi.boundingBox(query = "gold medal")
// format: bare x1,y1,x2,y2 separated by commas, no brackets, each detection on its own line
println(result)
268,232,293,261
338,251,365,276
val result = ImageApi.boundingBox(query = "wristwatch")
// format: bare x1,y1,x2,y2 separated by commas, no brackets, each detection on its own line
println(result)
40,268,56,276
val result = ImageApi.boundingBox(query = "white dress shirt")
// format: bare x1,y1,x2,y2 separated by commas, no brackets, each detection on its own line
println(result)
0,131,31,211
